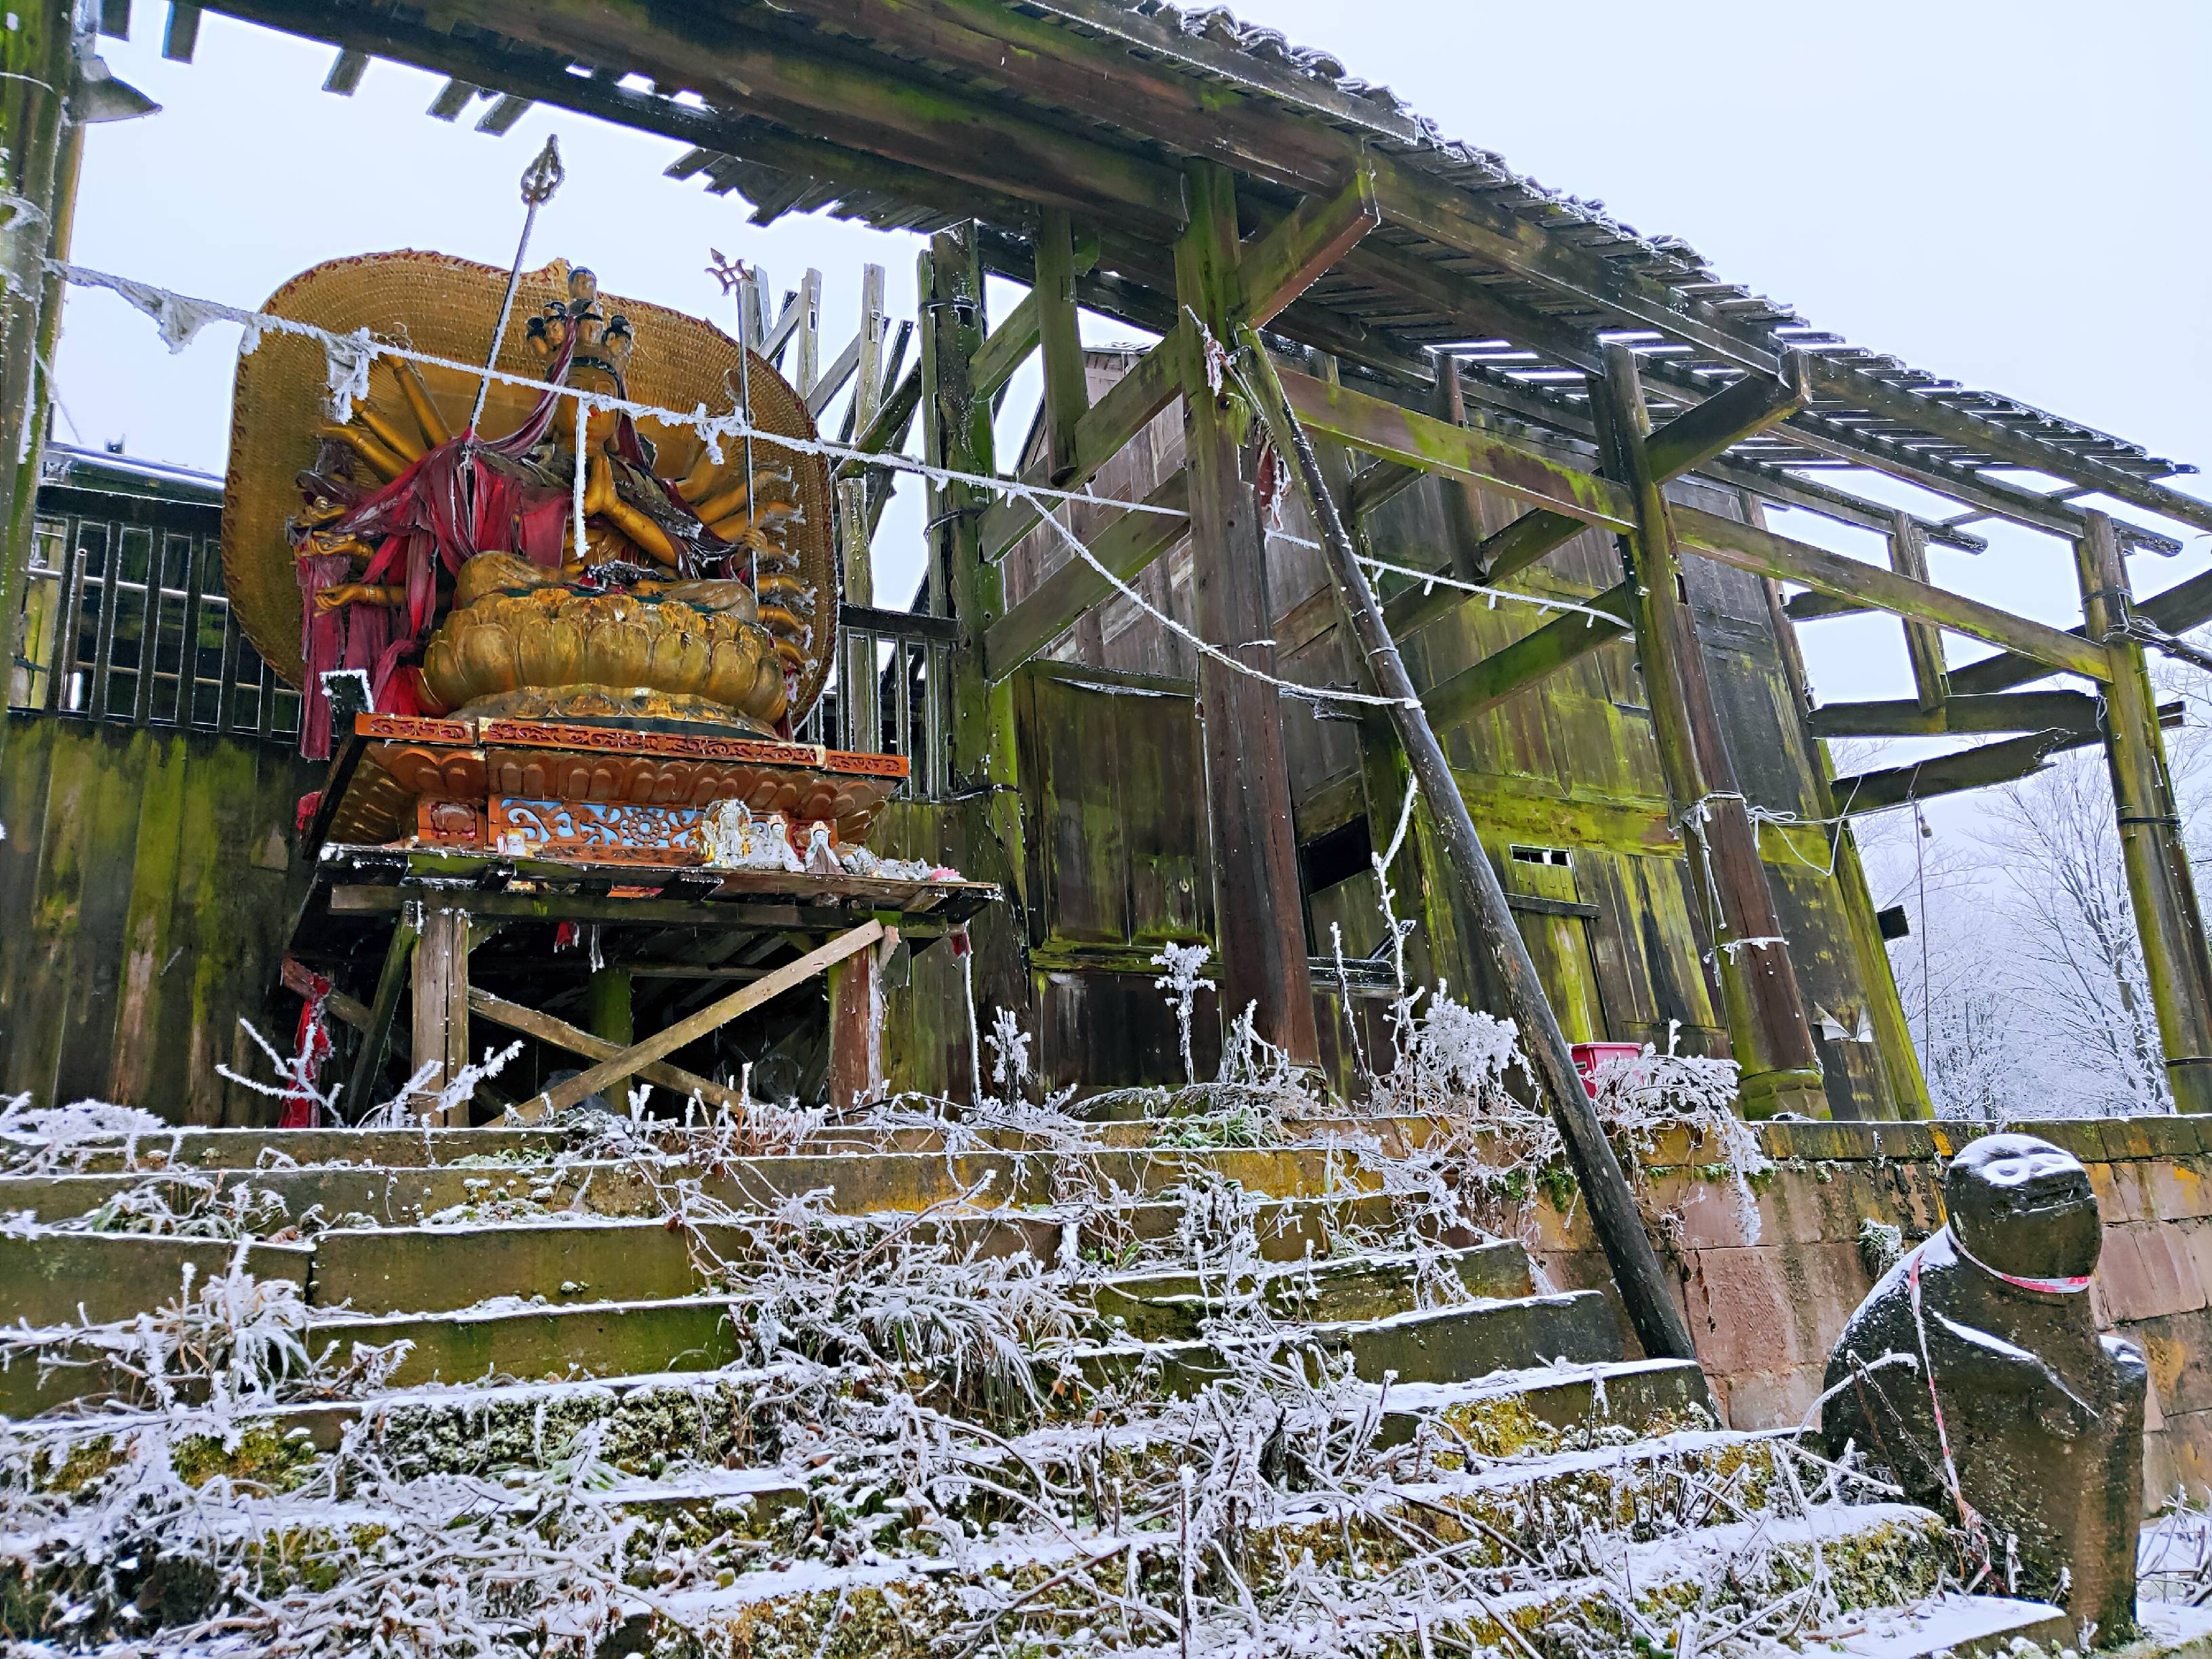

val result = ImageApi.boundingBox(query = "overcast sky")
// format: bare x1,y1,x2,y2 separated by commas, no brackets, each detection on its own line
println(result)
51,0,2212,730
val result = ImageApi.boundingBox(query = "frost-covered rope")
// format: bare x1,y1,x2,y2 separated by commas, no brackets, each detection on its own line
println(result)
1267,533,1628,629
1020,486,1417,711
54,260,1191,525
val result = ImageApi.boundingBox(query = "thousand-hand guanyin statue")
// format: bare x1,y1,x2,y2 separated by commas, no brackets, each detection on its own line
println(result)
220,247,836,757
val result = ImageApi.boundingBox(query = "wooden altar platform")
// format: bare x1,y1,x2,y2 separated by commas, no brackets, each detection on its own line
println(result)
284,711,1000,1122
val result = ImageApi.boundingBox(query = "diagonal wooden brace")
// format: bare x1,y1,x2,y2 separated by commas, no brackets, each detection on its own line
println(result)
524,921,887,1117
467,988,747,1116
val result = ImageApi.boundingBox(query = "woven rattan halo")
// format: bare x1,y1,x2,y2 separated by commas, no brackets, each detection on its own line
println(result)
221,250,837,717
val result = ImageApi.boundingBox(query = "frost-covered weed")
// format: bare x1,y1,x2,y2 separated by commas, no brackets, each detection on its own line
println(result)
0,1095,175,1175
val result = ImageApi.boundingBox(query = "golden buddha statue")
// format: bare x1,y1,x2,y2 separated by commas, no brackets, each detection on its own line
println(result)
236,253,835,755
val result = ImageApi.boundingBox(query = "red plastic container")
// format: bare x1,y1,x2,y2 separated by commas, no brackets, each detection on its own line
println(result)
1570,1041,1645,1098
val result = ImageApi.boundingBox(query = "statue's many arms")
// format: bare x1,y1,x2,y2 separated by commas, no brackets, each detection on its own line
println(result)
219,253,837,758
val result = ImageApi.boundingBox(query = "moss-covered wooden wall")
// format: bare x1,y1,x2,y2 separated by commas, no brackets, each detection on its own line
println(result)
0,715,318,1120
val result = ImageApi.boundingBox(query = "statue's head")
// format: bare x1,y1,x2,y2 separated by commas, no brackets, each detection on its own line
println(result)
569,266,600,306
1946,1133,2102,1284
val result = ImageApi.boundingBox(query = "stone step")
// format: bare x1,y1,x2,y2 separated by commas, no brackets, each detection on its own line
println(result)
0,1185,1489,1327
1087,1239,1533,1339
1818,1594,2074,1659
1071,1288,1624,1402
0,1143,1389,1236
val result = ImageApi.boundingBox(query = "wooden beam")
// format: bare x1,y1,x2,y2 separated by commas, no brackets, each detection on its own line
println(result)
1234,320,1698,1364
1230,163,1379,329
410,906,471,1117
1785,591,1872,621
1829,729,2089,814
1887,509,1950,712
1277,366,1635,530
1423,585,1632,731
1180,159,1318,1064
1809,691,2104,739
976,324,1185,558
1808,359,2212,538
1381,364,1808,642
2075,511,2212,1112
340,915,416,1120
1594,345,1825,1118
1035,208,1090,482
469,988,747,1114
1672,503,2114,684
526,922,886,1117
1949,564,2212,696
982,468,1190,679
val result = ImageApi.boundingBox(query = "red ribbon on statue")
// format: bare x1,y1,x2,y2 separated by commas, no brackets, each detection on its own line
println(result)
280,969,335,1129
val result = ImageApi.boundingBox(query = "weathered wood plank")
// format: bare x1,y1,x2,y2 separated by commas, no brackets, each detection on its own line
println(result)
1035,209,1089,481
1949,564,2212,696
976,323,1185,558
1886,509,1950,712
1277,366,1635,531
527,922,886,1117
468,987,743,1112
1672,503,2114,683
1829,728,2089,813
1423,584,1633,731
1230,163,1379,328
982,469,1189,680
1808,691,2102,738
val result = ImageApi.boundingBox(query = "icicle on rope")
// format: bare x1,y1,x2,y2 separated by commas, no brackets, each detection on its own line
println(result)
468,135,566,440
1269,537,1631,630
1018,484,1417,711
51,260,1192,526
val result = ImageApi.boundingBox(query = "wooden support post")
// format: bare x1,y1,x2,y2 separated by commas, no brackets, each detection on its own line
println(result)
586,967,633,1047
1432,353,1490,583
409,905,472,1119
794,268,822,396
341,912,419,1119
1177,161,1319,1065
1236,326,1696,1364
852,262,887,432
924,226,1028,915
1035,207,1090,484
528,922,885,1117
0,0,75,775
1887,509,1950,713
2077,511,2212,1113
837,474,873,610
1594,345,1826,1119
827,935,890,1111
1745,495,1930,1122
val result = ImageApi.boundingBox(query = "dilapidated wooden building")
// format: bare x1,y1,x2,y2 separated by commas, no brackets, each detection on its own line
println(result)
3,0,2211,1135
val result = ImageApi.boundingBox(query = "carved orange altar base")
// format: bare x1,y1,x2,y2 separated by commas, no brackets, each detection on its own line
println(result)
322,713,909,866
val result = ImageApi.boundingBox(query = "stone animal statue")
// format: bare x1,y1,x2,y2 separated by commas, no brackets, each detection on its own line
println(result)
1821,1133,2145,1644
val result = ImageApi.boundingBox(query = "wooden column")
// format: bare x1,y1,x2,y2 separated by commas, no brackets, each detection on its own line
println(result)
1745,495,1932,1121
2077,511,2212,1113
1035,207,1090,484
1887,509,1950,712
1432,353,1490,584
410,905,472,1118
1594,345,1825,1118
586,967,633,1047
1175,161,1320,1064
827,938,886,1110
0,0,75,772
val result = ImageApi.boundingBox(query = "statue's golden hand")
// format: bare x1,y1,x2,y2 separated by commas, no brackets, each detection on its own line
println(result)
313,583,400,615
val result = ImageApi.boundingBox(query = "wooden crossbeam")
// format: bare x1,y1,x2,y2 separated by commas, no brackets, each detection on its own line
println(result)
1829,730,2089,814
1422,584,1633,730
975,324,1185,558
1950,564,2212,697
341,915,417,1119
1672,503,2114,684
1231,165,1379,329
468,988,746,1114
1381,366,1806,642
982,468,1190,679
1808,691,2103,738
525,922,886,1117
1277,366,1635,531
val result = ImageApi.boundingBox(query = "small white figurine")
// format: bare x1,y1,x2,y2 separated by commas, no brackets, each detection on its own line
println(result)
698,799,753,868
750,811,804,873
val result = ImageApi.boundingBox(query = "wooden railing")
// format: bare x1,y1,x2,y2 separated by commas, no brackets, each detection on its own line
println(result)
8,486,301,744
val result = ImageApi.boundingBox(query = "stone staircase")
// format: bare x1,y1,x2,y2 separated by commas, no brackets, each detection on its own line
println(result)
0,1112,2165,1655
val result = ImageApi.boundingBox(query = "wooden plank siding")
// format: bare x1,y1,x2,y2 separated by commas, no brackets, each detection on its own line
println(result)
993,352,1919,1116
0,716,319,1119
